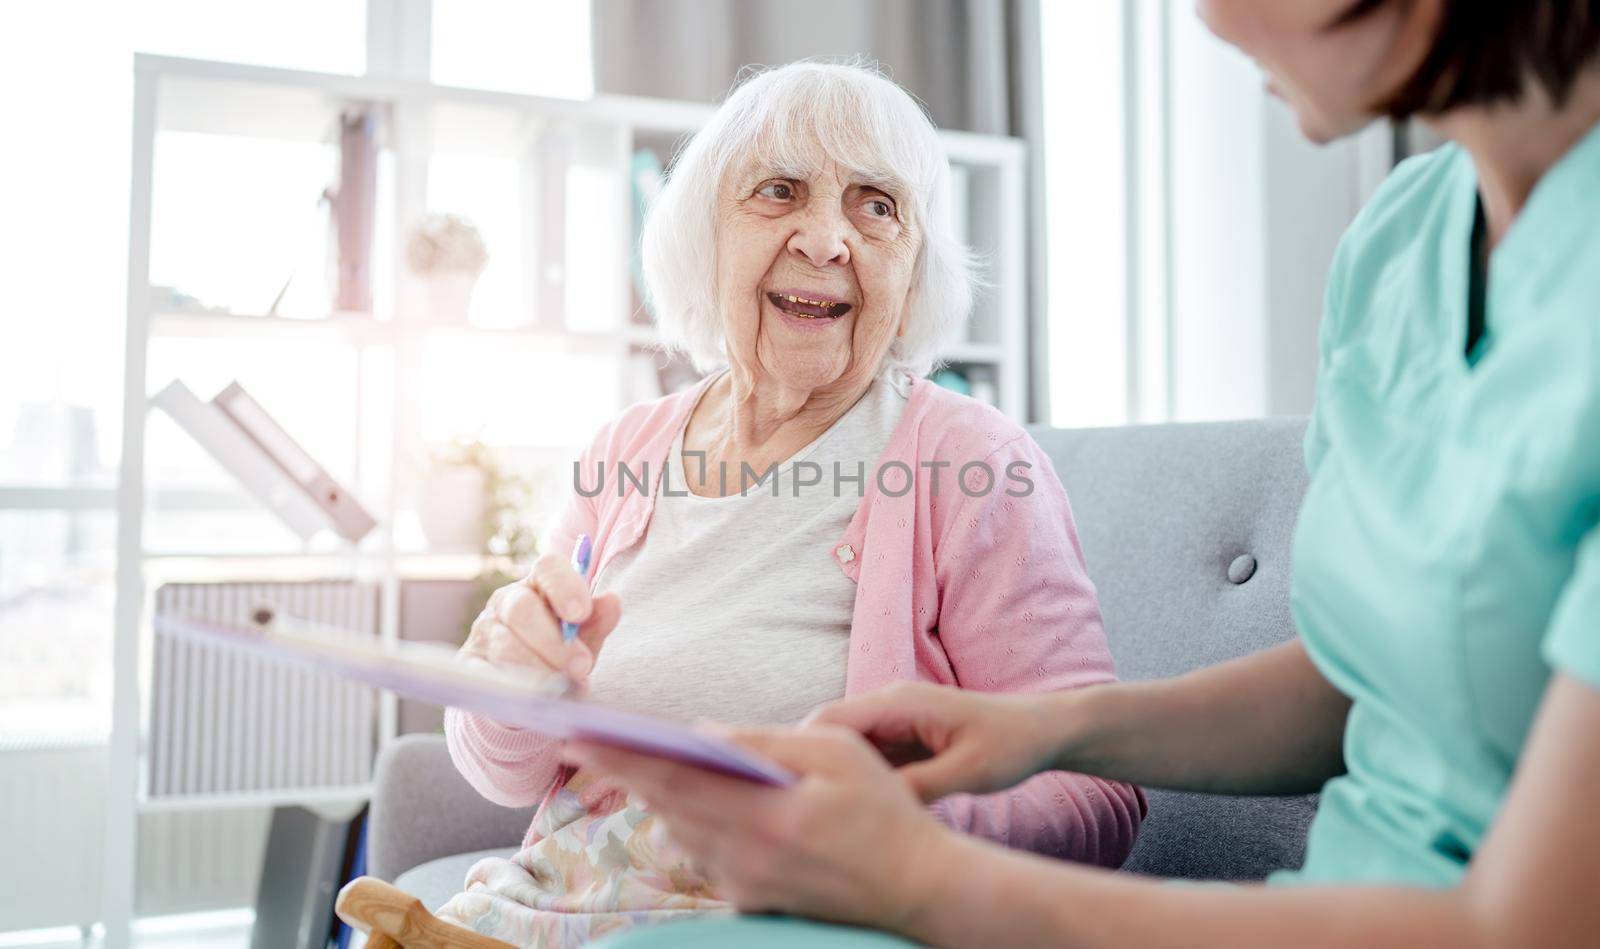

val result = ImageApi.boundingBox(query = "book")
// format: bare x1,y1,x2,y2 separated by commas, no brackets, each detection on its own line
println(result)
153,380,334,541
152,380,376,543
213,382,376,542
152,609,797,788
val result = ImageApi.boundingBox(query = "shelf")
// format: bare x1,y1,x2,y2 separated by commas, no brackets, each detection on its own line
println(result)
105,71,1027,939
394,552,513,580
150,309,392,344
939,129,1027,168
138,783,372,814
941,342,1005,364
143,549,376,561
149,309,639,355
141,53,1018,168
418,322,630,353
145,53,715,146
142,550,501,582
108,54,1031,947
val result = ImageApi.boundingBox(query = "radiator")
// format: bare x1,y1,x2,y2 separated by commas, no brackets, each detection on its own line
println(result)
149,580,379,798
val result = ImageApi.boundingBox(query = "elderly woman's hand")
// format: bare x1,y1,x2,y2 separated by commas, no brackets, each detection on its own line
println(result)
562,724,960,934
806,681,1074,801
460,552,622,684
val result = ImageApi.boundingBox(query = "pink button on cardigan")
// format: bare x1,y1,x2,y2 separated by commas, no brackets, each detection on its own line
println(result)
445,374,1146,867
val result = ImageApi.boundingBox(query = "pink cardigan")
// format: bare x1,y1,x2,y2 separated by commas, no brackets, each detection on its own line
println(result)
446,374,1145,867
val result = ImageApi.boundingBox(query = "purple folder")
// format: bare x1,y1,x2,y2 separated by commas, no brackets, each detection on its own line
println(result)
154,613,796,787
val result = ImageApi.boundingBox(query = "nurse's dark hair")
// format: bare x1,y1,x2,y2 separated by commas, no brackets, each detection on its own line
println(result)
1331,0,1600,116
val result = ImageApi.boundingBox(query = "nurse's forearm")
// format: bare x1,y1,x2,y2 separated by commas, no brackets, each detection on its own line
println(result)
1054,640,1350,795
903,833,1479,949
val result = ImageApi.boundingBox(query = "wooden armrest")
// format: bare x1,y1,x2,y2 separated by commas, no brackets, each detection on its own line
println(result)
335,877,517,949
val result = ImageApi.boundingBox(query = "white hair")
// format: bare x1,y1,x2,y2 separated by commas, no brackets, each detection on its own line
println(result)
640,60,976,376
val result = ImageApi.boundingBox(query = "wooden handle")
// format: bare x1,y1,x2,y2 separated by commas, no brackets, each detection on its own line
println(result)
335,876,518,949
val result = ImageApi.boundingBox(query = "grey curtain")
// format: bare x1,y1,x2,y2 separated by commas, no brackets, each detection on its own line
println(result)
592,0,1051,418
592,0,1025,134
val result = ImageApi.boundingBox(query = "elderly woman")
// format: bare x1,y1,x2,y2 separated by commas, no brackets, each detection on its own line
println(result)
435,61,1144,945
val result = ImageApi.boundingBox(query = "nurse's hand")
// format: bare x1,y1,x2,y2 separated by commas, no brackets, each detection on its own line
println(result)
806,681,1070,801
562,724,959,933
459,552,622,683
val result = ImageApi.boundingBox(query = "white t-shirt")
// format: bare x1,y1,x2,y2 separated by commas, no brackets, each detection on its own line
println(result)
585,372,909,726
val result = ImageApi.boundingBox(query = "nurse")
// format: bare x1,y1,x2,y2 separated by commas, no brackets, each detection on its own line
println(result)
573,1,1600,945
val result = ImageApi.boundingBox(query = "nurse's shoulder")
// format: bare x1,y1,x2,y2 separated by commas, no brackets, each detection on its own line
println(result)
1319,143,1471,345
1348,144,1466,248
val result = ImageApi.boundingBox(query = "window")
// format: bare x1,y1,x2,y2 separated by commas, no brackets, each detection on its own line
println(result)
0,0,366,747
0,7,135,491
1039,0,1130,427
426,152,527,327
2,0,602,750
1039,1,1380,425
431,0,594,98
0,512,116,743
3,3,607,935
150,133,342,319
417,339,621,448
132,0,367,76
1,0,369,494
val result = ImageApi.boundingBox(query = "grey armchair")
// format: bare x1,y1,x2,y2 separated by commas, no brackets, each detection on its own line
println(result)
368,417,1317,908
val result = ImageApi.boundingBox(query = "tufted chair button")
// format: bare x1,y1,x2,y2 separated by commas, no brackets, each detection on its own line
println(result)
1227,554,1257,584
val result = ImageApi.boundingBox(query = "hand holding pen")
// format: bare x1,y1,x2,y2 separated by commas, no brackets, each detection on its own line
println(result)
458,533,621,687
561,534,593,643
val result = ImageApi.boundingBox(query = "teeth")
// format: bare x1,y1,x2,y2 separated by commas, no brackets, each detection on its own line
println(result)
784,294,836,308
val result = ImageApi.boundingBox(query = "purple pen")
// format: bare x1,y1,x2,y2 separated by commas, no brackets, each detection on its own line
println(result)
561,533,593,643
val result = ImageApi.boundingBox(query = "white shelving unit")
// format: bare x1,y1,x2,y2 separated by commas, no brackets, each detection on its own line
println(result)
107,51,1028,945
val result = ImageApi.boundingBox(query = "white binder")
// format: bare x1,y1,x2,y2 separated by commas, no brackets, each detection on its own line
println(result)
149,377,374,540
213,382,377,542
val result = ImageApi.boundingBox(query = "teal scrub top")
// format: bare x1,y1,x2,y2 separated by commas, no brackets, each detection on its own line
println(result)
1278,121,1600,887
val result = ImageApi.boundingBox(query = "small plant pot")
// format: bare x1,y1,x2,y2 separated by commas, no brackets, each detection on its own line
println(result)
419,271,481,326
416,465,487,550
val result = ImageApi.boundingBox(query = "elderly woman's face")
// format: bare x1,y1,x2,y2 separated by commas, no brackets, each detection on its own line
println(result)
713,155,922,394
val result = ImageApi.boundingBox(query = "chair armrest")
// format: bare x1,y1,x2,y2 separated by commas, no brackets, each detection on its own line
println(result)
336,876,518,948
367,734,539,882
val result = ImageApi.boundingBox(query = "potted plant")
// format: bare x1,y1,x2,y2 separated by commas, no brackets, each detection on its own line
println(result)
417,439,543,645
405,213,488,325
418,436,539,566
416,441,487,552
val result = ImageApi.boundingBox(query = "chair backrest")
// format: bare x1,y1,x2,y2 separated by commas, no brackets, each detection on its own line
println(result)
368,733,537,882
1028,417,1316,881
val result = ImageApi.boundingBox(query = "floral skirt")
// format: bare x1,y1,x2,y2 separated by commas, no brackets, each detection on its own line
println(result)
436,769,732,948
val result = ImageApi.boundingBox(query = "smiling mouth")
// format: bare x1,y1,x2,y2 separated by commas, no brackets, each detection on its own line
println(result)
767,292,852,319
